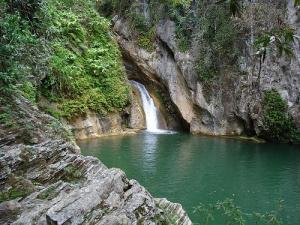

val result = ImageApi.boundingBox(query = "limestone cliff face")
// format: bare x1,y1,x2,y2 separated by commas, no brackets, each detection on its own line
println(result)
129,85,146,130
64,83,147,140
66,111,127,140
0,97,192,225
115,17,194,126
112,0,300,138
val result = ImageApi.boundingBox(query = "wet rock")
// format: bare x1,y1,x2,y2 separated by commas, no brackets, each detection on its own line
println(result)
129,84,146,129
155,198,193,225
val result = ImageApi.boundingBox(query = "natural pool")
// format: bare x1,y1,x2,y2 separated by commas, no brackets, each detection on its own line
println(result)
79,132,300,224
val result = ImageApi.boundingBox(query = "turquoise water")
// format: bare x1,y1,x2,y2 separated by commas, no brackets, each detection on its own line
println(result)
79,132,300,224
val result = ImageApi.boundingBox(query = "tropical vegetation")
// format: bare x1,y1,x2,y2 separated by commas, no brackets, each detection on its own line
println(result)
0,0,130,119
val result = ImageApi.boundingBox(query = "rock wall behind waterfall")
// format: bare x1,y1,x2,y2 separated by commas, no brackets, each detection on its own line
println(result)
112,0,300,138
64,84,147,140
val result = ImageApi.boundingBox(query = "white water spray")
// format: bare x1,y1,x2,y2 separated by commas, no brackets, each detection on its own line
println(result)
131,81,160,132
131,81,176,134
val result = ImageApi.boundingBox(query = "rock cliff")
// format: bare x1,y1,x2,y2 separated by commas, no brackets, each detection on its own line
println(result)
111,0,300,140
0,96,192,225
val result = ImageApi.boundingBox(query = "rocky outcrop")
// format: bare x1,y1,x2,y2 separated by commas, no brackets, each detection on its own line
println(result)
115,22,191,131
115,17,194,125
0,97,192,224
113,16,244,136
65,111,137,140
129,85,146,129
112,0,300,138
60,84,148,140
155,198,193,225
0,141,164,224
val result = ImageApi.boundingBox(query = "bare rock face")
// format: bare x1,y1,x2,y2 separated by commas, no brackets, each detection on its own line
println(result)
129,85,146,129
66,111,130,140
114,18,194,126
0,141,164,225
113,16,244,136
112,0,300,138
0,97,192,225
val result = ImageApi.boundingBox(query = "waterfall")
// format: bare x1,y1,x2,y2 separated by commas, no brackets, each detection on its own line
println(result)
131,81,160,132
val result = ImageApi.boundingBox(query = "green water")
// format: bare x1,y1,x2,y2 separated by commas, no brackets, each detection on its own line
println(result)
79,132,300,224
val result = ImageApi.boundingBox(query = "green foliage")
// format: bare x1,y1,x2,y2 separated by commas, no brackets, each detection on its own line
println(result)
0,0,49,101
262,90,298,143
137,27,156,52
96,0,115,17
255,27,297,59
172,0,192,8
1,0,129,119
0,112,17,128
41,106,60,119
217,0,242,17
0,4,36,92
173,8,195,52
21,81,37,103
96,0,132,17
59,99,86,119
152,0,194,52
101,0,194,52
0,188,30,203
195,3,238,82
37,0,129,119
128,11,150,33
124,3,156,51
0,97,20,129
6,0,41,21
194,198,284,225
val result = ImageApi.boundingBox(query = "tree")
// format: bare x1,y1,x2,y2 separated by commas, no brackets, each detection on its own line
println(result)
254,27,298,90
216,0,241,17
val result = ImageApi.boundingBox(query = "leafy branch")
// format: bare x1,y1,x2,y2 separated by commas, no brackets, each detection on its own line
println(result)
194,198,284,225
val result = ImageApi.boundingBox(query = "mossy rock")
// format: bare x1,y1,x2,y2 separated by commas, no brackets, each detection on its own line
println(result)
0,188,31,203
62,165,83,183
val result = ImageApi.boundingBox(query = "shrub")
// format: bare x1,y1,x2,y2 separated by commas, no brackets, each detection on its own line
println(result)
194,198,284,225
0,6,36,92
38,0,130,119
59,99,88,120
137,27,156,52
21,81,37,103
96,0,132,17
195,3,238,83
128,11,149,33
262,89,298,143
1,0,130,119
149,0,195,52
0,0,50,95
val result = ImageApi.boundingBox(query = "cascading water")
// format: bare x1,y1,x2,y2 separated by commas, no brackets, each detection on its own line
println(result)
131,81,160,132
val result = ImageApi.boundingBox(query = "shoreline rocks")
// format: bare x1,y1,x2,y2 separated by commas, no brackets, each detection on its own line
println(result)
0,97,192,225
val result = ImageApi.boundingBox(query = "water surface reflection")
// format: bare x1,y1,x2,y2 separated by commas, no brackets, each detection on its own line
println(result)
79,133,300,225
